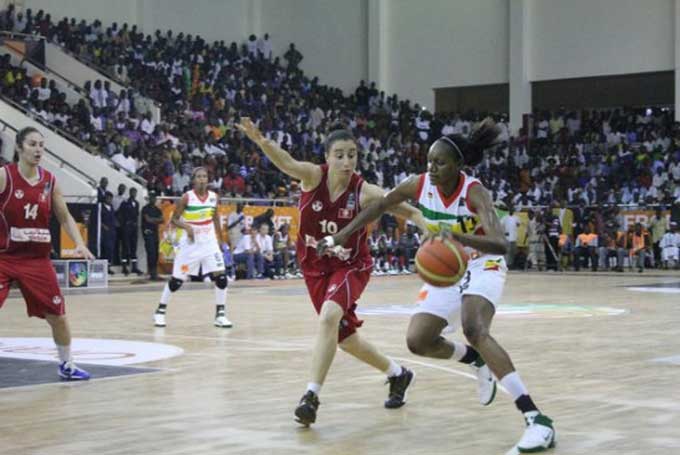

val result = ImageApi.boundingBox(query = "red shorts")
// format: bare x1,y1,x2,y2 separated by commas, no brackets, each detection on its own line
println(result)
303,264,372,342
0,256,65,318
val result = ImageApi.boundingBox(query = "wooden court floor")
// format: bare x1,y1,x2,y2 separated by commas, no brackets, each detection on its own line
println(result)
1,270,680,455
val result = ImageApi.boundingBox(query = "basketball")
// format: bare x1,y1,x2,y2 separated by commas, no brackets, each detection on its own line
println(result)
415,238,469,287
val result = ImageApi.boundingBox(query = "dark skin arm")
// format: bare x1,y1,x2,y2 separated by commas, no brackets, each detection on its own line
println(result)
447,184,508,255
316,175,420,255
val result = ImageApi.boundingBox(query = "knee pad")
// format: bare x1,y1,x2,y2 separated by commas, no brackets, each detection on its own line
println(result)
212,273,228,289
168,277,184,292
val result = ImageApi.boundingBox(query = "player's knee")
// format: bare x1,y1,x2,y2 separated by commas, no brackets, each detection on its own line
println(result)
168,277,184,292
462,321,488,347
318,301,343,328
406,332,433,356
212,273,228,289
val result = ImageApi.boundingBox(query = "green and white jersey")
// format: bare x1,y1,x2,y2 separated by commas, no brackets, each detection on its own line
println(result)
415,172,491,260
179,190,218,245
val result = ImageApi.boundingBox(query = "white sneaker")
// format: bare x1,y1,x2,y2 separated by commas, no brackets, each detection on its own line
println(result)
285,273,294,279
214,314,233,328
471,360,496,406
515,414,556,453
153,311,166,327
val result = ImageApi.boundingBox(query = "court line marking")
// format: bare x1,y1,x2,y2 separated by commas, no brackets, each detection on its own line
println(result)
391,356,509,395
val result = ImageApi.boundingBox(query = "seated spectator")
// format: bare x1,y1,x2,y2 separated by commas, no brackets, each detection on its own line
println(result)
254,223,274,279
232,228,255,279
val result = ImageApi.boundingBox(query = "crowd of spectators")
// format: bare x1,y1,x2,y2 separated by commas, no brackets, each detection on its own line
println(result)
2,6,680,277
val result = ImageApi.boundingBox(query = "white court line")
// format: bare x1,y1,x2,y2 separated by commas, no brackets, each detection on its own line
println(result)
391,356,509,395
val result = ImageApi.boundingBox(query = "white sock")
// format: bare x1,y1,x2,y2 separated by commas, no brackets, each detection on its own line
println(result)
499,371,529,401
56,344,71,363
215,286,227,307
160,283,172,305
384,359,403,378
451,340,468,361
306,382,321,395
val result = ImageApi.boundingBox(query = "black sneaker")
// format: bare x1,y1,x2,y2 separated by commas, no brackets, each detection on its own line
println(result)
384,367,415,409
294,391,320,426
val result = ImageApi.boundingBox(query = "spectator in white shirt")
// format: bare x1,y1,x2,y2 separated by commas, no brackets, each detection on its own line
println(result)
90,80,109,110
233,230,255,279
140,113,156,135
502,208,520,269
254,224,274,278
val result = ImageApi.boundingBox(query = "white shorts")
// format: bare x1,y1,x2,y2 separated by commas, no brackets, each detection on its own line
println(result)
172,241,225,279
414,255,507,331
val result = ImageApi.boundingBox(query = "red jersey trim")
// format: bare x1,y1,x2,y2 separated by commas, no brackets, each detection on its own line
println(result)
193,190,210,203
186,219,213,226
437,172,466,208
415,174,425,201
465,181,482,214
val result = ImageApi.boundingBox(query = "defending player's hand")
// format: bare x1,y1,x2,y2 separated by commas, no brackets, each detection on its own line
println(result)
237,117,264,145
75,244,95,260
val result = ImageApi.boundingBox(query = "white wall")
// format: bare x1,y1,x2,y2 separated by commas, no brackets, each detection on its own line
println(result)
23,0,137,26
261,0,367,95
529,0,675,81
136,0,254,45
379,0,509,110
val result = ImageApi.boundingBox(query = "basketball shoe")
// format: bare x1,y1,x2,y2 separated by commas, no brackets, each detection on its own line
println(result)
59,361,91,381
294,390,320,426
471,359,496,406
384,367,415,408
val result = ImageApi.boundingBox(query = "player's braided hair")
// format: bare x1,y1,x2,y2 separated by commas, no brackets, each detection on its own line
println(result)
438,117,500,166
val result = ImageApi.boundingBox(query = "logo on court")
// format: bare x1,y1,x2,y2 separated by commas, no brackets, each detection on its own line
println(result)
0,338,183,366
312,201,323,212
14,189,24,199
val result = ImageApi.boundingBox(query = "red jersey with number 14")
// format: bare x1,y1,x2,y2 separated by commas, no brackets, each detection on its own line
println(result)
296,164,372,276
0,163,55,258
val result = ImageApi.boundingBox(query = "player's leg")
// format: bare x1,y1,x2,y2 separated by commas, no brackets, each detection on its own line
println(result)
154,248,194,326
407,284,495,406
294,296,342,426
18,258,90,380
339,331,414,409
462,295,555,452
205,250,231,328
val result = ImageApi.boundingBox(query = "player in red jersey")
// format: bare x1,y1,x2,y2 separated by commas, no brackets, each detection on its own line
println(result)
0,126,95,380
238,118,427,426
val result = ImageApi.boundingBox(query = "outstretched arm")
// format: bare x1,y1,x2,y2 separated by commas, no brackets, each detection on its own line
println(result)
360,182,428,233
237,117,321,190
451,184,508,255
317,175,420,255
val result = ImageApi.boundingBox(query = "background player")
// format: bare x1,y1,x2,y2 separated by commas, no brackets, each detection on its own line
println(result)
153,167,232,328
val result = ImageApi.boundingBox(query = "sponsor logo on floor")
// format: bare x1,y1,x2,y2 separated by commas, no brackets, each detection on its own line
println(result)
0,338,183,366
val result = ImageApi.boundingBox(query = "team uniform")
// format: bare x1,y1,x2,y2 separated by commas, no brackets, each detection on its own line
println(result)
297,164,372,342
0,163,63,318
414,171,507,330
172,190,225,278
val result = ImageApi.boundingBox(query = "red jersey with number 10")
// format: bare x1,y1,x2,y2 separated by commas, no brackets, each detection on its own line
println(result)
296,164,372,276
0,163,55,258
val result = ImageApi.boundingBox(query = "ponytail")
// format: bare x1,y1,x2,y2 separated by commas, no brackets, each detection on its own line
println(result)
438,117,500,167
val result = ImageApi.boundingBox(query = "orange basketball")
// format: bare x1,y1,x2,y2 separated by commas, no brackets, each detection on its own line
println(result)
415,238,469,287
